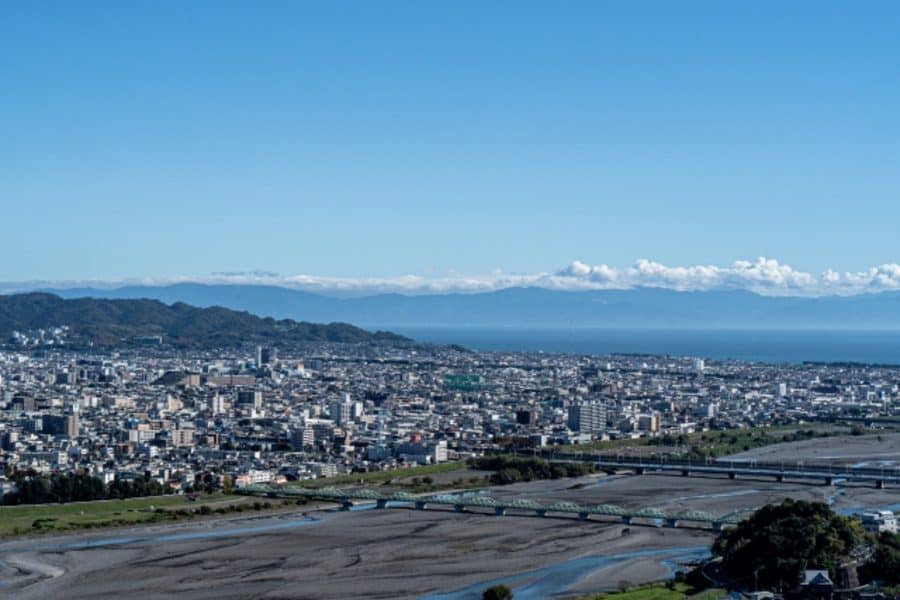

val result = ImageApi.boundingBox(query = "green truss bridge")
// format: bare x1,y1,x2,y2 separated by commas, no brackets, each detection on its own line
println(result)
236,485,751,531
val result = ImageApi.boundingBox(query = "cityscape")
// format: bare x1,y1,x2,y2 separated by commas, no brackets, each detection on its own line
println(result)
1,324,900,598
4,2,900,599
2,339,899,496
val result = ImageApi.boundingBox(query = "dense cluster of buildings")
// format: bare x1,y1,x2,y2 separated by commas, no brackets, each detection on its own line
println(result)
1,341,898,494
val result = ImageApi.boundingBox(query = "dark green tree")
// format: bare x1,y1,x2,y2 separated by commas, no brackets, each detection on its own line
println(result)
859,532,900,586
712,499,862,590
482,584,513,600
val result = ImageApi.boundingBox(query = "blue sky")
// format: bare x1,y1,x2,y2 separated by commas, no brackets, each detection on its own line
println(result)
3,1,900,291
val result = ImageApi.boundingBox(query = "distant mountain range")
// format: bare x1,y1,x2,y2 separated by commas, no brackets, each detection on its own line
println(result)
0,293,410,348
35,283,900,329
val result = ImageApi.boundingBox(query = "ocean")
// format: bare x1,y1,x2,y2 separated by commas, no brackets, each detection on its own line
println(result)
389,327,900,364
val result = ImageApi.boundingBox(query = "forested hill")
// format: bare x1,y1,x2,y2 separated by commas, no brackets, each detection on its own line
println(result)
0,293,411,348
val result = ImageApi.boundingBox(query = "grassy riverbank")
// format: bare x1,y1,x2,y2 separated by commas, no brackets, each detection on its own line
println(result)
579,582,727,600
0,493,261,537
0,463,477,539
292,460,468,486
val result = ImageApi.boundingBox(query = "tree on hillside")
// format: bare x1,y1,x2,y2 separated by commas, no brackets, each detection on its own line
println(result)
712,499,862,590
859,531,900,586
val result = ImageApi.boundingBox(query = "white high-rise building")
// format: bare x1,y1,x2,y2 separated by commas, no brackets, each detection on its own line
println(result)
292,427,315,449
210,395,226,414
567,401,607,434
330,400,352,427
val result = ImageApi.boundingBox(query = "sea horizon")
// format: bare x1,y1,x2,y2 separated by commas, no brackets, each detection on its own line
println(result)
385,326,900,365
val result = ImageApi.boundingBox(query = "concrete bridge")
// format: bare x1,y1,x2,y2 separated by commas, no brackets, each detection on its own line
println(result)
548,453,900,488
236,485,750,531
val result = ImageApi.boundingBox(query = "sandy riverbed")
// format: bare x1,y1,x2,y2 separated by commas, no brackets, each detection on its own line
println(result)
727,432,900,465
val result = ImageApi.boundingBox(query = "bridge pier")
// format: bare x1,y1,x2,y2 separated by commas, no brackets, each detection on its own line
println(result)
681,469,690,477
536,509,547,518
728,472,736,480
340,500,353,510
578,512,589,521
376,499,388,509
415,501,427,510
876,480,885,489
454,504,464,513
635,467,645,475
495,507,506,516
712,521,723,532
621,516,633,525
665,518,678,528
825,476,833,486
776,474,784,482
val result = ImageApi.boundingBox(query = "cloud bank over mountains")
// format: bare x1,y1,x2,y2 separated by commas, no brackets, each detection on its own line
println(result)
556,258,821,294
4,258,900,297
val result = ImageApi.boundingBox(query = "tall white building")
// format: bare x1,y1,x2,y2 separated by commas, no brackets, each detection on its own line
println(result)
567,401,607,434
210,394,226,414
292,427,315,449
330,400,352,426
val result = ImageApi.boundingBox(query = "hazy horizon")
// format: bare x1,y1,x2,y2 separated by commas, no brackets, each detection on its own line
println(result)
5,257,900,298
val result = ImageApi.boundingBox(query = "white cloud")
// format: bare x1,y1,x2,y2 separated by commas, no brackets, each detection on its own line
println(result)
549,258,900,296
591,257,818,293
5,258,900,297
841,264,900,291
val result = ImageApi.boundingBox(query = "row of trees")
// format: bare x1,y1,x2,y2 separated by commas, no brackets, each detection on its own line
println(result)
648,429,827,461
470,455,595,485
2,470,167,505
